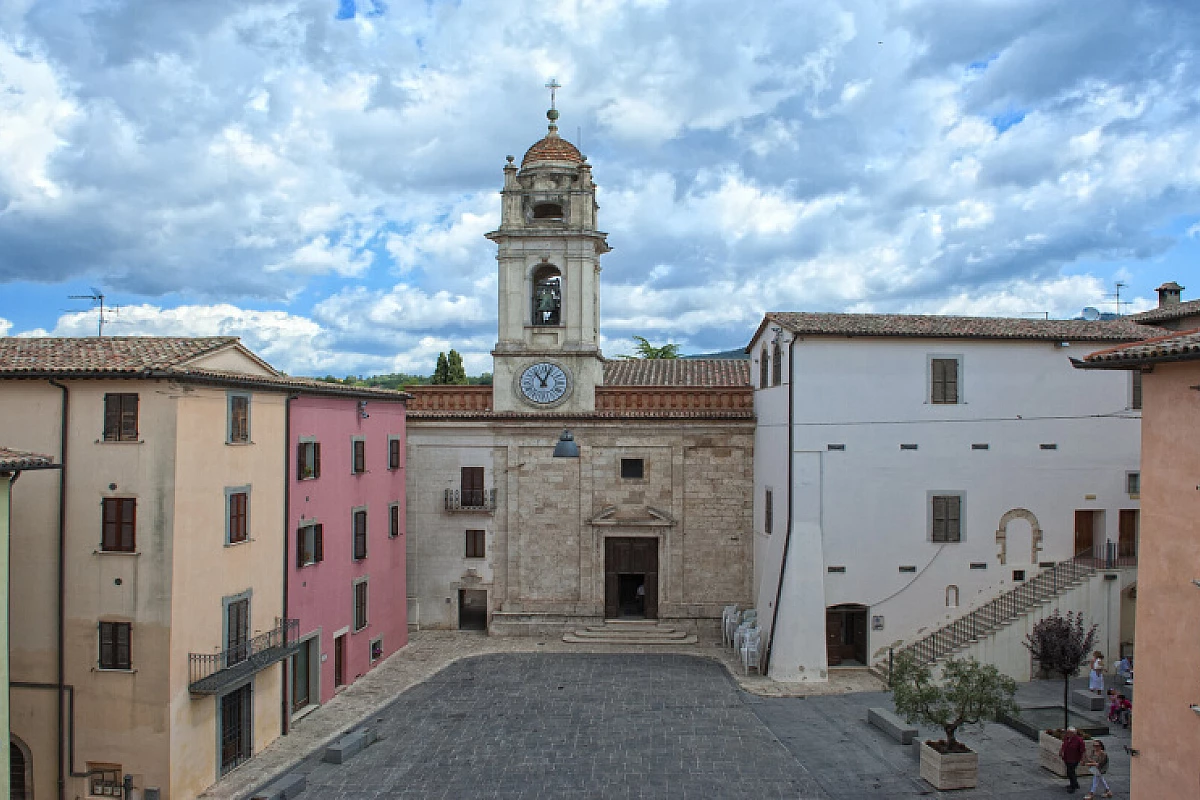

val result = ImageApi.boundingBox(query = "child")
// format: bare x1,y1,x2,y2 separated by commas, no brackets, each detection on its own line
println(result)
1106,689,1121,723
1117,694,1132,728
1083,740,1112,799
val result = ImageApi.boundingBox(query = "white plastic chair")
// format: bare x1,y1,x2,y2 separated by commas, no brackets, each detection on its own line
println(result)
741,626,762,675
721,605,739,647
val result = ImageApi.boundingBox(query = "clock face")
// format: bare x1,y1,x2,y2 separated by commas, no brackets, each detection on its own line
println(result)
519,362,570,405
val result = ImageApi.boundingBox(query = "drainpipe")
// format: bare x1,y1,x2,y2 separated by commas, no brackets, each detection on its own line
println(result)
48,379,69,800
762,334,795,676
281,392,298,736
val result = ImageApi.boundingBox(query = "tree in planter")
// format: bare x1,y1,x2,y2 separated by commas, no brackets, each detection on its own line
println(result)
1023,610,1098,730
891,654,1019,752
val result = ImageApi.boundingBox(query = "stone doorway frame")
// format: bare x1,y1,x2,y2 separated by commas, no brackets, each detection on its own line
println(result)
995,508,1043,565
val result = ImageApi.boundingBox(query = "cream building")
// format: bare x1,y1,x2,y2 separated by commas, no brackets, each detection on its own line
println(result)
0,337,405,799
405,107,755,637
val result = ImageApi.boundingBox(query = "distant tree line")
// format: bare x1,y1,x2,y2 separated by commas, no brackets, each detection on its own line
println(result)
317,348,492,389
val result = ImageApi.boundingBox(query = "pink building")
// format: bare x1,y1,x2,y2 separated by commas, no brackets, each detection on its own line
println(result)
286,390,408,717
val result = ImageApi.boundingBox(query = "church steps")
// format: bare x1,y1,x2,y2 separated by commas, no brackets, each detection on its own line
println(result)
562,620,698,645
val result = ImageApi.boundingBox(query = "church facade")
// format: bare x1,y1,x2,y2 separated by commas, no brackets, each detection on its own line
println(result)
404,108,754,636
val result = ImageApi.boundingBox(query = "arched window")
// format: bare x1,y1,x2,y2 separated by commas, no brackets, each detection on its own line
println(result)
11,738,32,800
759,347,769,389
532,265,562,326
945,585,959,608
771,339,783,386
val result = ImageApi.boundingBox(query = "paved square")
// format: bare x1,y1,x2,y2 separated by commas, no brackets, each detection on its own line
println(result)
284,653,826,799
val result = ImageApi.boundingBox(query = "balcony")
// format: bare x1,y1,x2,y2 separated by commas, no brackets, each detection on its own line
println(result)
445,488,497,513
189,619,300,696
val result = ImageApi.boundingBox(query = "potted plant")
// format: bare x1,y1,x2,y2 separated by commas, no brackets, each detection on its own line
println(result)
891,654,1019,790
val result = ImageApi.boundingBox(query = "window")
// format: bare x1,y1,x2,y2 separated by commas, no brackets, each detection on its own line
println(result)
226,596,250,666
98,622,131,670
1131,370,1143,410
759,347,769,389
930,357,960,404
297,522,324,567
352,438,366,474
620,458,644,479
370,637,383,662
461,467,485,507
102,393,139,442
532,265,562,326
389,437,401,470
354,580,369,631
771,339,782,386
764,488,773,534
1126,471,1140,497
532,202,564,220
101,498,136,552
352,509,368,560
297,440,321,480
227,490,249,544
931,494,963,542
389,503,400,538
465,529,486,558
86,763,123,797
228,393,250,443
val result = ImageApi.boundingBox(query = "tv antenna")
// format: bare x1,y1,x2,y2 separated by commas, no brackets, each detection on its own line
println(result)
1105,281,1131,317
67,288,117,336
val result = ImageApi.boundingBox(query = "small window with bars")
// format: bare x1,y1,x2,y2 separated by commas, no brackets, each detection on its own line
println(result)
1126,472,1140,497
764,488,773,534
354,580,369,631
930,357,960,404
466,529,486,558
101,498,136,552
227,393,250,444
352,509,368,560
930,494,963,542
103,393,139,442
98,622,131,670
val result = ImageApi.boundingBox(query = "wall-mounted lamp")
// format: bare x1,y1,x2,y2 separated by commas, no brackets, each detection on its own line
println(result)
552,429,579,458
358,400,369,419
1192,579,1200,589
1190,704,1200,715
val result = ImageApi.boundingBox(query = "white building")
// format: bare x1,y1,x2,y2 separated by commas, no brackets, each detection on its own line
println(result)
748,312,1159,683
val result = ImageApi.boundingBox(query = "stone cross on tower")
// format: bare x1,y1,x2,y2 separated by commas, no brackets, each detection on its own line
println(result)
545,77,561,110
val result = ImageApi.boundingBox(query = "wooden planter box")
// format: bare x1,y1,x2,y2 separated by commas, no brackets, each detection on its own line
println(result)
919,741,978,790
1038,731,1085,777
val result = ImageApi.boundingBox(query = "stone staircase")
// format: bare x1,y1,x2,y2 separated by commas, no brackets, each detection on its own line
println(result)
874,555,1103,680
562,619,698,645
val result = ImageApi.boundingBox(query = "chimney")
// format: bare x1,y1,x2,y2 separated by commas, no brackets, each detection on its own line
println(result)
1156,281,1184,308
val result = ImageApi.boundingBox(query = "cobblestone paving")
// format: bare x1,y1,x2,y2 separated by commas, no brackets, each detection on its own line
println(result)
285,654,827,799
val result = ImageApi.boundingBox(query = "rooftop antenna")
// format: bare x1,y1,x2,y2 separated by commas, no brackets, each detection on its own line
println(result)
67,288,116,336
1105,281,1131,316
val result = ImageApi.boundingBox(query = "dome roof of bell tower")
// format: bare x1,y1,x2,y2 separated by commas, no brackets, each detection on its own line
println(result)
521,108,583,168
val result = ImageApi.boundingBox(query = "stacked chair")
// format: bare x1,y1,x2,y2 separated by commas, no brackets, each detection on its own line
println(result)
722,606,762,675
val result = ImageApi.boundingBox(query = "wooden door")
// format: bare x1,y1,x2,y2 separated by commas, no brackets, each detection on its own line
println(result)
825,610,844,665
604,537,659,619
1074,510,1095,558
1118,509,1139,559
334,635,345,687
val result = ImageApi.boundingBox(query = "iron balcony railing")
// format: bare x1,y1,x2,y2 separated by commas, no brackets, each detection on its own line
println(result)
444,488,497,512
188,618,300,695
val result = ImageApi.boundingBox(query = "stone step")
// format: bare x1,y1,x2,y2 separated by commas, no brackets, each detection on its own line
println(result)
585,623,676,633
571,627,692,640
601,619,670,627
561,632,699,645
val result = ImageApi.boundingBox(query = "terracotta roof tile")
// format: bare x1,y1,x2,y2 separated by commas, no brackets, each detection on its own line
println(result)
1128,298,1200,324
602,359,750,387
0,336,241,373
756,312,1163,344
521,132,583,168
0,447,57,471
1077,328,1200,367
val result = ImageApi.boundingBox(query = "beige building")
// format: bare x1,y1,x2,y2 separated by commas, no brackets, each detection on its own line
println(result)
1,337,380,799
405,107,755,636
1076,329,1200,799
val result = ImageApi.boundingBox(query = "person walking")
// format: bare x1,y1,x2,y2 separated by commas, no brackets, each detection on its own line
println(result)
1089,651,1105,695
1060,727,1087,793
1083,740,1112,799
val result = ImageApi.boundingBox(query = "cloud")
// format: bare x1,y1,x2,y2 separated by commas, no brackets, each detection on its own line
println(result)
0,318,11,336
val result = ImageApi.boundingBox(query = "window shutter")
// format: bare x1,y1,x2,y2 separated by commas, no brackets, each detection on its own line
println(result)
1131,371,1143,410
947,496,961,541
297,443,305,479
932,496,946,542
120,395,138,440
104,396,120,441
103,499,116,549
945,362,958,404
296,527,305,568
116,623,130,668
314,442,321,478
100,622,113,666
315,523,324,562
122,499,136,551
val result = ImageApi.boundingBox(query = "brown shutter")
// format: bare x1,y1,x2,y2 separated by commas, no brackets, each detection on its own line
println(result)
314,442,321,478
102,499,116,550
932,496,946,542
390,505,399,537
947,496,961,541
124,498,136,551
1132,370,1143,410
315,523,324,562
116,623,130,669
296,527,305,568
297,442,305,479
99,622,113,667
120,394,138,440
104,395,120,441
945,361,958,404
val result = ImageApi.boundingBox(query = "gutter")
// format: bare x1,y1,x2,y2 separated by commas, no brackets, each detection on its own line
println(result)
281,392,299,736
762,334,795,676
47,379,69,800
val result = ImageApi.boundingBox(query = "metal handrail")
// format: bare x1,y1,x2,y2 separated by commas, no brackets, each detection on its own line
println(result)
188,619,299,694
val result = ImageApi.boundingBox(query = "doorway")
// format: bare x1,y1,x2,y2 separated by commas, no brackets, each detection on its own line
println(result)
290,637,318,715
219,683,253,776
1074,510,1104,560
333,634,346,688
604,537,658,620
825,604,868,666
458,589,488,631
10,738,32,800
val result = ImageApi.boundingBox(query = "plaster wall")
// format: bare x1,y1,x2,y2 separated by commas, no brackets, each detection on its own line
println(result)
750,335,1141,682
288,395,407,706
1128,361,1200,800
1,474,10,790
168,387,286,799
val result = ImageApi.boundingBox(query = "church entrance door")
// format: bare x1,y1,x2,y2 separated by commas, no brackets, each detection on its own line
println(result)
604,537,658,620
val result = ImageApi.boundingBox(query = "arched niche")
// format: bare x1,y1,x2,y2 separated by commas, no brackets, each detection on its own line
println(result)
995,508,1043,566
532,264,562,326
945,584,959,608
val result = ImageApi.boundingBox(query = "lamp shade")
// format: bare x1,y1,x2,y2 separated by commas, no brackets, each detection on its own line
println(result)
552,429,579,458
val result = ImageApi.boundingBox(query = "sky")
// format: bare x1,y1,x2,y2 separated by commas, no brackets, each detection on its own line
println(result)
1,0,1198,377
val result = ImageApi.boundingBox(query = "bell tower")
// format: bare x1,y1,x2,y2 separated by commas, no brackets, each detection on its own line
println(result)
488,94,609,413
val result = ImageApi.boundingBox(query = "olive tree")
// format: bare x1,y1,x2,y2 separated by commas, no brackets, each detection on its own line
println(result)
891,655,1019,751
